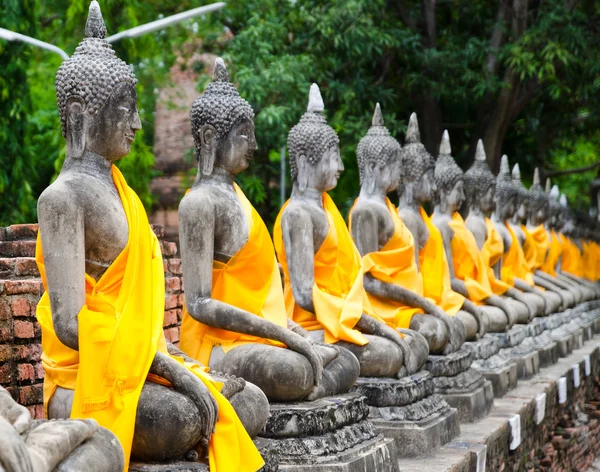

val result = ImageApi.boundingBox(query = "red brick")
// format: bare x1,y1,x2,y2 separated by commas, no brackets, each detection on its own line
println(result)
160,241,178,257
19,384,43,405
18,363,34,382
163,309,180,327
0,363,13,384
0,324,11,343
165,276,181,293
0,258,15,278
167,258,182,275
165,293,179,310
0,344,11,363
28,403,44,419
14,320,34,339
1,280,42,295
151,224,165,239
34,362,44,379
13,344,42,362
15,258,39,277
7,224,38,241
177,293,185,308
0,241,36,258
164,327,179,344
0,299,9,320
11,298,30,317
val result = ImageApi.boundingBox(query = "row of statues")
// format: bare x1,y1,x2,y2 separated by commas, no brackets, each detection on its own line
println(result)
2,2,599,471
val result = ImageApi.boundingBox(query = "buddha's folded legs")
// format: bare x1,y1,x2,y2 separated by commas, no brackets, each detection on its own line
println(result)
541,290,562,314
520,292,546,318
210,342,360,402
337,334,405,378
455,310,480,341
504,297,530,324
397,328,430,374
409,314,452,355
480,306,509,332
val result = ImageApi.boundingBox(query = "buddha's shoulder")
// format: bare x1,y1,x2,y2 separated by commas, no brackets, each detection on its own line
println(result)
179,184,223,212
37,176,80,213
280,199,317,225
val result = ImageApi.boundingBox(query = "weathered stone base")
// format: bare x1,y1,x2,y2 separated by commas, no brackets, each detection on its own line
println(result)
473,358,517,398
440,376,495,423
500,348,540,380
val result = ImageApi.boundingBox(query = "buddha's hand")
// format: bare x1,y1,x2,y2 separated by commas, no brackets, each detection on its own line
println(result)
429,307,462,354
150,352,218,444
462,299,486,339
0,387,31,434
371,320,412,371
284,332,324,390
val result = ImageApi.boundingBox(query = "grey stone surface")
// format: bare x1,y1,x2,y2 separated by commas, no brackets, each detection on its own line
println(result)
462,336,500,360
425,349,473,378
432,367,486,394
473,359,518,398
499,349,540,379
349,371,434,407
442,379,495,423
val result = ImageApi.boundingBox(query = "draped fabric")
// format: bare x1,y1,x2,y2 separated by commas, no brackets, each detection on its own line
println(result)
503,224,535,287
447,213,493,303
419,208,465,315
582,240,600,281
36,167,263,472
540,230,563,277
529,225,550,271
521,225,539,272
180,184,287,366
347,198,423,329
274,193,368,346
560,233,583,278
481,218,512,295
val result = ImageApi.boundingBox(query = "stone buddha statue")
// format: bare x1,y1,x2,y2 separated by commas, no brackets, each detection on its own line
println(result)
178,61,360,403
432,131,516,333
464,147,537,324
36,4,264,470
348,104,459,360
273,86,416,379
397,114,486,343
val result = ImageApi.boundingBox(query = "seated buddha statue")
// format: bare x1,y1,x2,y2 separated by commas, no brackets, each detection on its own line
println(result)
508,165,563,314
347,104,459,359
36,5,264,470
397,114,486,343
432,131,517,333
273,86,415,378
525,171,578,308
178,61,360,402
464,148,544,322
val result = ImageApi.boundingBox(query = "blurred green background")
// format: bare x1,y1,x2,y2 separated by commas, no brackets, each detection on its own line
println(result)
1,0,599,228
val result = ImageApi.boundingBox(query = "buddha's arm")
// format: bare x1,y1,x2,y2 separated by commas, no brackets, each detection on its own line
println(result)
398,209,421,270
532,274,565,292
179,198,323,386
513,278,535,293
37,187,86,351
436,220,470,298
535,270,572,290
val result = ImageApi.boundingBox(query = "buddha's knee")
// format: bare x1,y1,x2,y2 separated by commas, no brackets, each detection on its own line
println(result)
329,345,361,391
523,292,545,317
410,314,449,355
340,336,403,377
228,381,269,439
456,311,478,341
132,383,204,461
398,328,429,372
481,306,508,332
505,298,530,324
56,425,124,472
543,291,561,314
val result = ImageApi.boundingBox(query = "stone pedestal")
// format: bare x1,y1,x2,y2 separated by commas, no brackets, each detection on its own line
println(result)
259,394,398,471
425,350,494,423
463,336,518,398
489,326,541,379
351,372,460,458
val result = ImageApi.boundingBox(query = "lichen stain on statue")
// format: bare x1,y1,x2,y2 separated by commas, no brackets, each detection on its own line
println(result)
35,2,264,471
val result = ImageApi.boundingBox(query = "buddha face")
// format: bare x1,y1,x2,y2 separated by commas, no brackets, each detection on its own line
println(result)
306,145,344,192
382,150,401,194
530,202,548,225
415,168,436,203
481,184,495,213
217,117,257,175
444,179,465,213
516,199,528,221
84,83,141,161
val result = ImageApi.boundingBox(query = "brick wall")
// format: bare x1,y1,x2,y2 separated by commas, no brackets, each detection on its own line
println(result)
0,223,183,419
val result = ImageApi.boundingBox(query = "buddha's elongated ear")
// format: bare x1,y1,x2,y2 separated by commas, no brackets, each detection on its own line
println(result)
367,161,377,194
66,97,86,159
297,155,308,192
199,124,217,176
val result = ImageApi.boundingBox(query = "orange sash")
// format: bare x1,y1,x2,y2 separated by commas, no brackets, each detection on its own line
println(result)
348,198,423,329
448,213,493,303
180,184,287,366
36,167,263,472
529,225,550,270
481,218,511,294
540,230,562,276
503,223,535,286
274,193,368,346
560,233,583,278
522,225,538,271
419,208,464,315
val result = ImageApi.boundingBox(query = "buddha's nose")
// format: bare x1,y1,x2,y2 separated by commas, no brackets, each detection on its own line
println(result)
132,111,142,131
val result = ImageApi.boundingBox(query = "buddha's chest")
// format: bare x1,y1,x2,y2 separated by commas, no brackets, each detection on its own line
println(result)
212,193,250,258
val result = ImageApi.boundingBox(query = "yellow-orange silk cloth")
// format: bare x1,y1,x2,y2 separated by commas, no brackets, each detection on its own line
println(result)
481,218,512,295
347,198,423,329
274,193,368,346
521,225,539,272
560,233,583,278
582,240,599,281
448,213,493,304
529,225,550,271
180,184,287,366
502,224,535,287
540,230,563,276
419,208,464,315
36,167,263,472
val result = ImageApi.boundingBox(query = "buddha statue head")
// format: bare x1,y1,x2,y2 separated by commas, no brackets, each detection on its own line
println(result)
528,168,549,225
547,184,563,230
434,130,465,214
56,1,139,161
356,103,402,194
464,140,495,214
494,155,519,221
288,84,342,193
190,58,256,177
399,113,436,204
559,193,576,235
511,164,529,222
